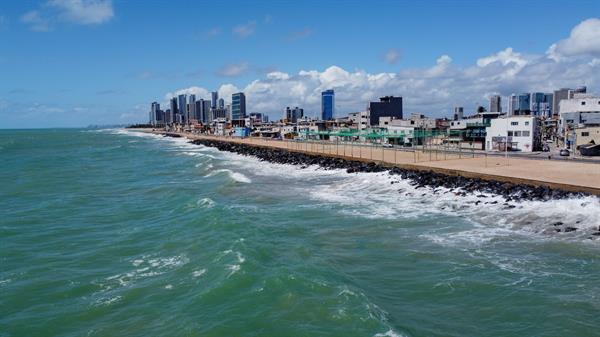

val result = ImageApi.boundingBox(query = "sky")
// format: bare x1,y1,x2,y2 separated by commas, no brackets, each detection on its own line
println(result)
1,0,600,128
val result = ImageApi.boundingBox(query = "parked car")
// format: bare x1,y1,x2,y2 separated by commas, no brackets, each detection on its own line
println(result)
382,143,393,148
559,149,570,156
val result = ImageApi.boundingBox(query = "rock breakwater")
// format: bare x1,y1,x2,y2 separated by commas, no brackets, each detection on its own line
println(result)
189,138,587,202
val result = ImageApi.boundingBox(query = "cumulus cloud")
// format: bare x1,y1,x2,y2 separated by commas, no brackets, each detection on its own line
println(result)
165,49,598,120
382,48,401,64
232,21,256,38
49,0,113,24
162,19,600,120
547,18,600,61
21,0,113,31
217,62,249,77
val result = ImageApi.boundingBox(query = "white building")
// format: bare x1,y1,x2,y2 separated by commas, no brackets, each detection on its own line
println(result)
559,94,600,148
349,111,369,131
485,116,540,152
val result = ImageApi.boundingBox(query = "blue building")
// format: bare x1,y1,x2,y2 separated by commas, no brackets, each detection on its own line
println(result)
509,93,530,115
321,89,335,120
231,92,246,120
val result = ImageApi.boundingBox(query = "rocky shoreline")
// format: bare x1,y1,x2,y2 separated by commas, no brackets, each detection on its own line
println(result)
187,138,588,202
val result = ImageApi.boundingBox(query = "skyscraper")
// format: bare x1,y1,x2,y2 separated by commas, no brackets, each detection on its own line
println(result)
489,95,501,113
150,102,160,125
530,92,545,117
285,107,304,123
218,98,224,109
211,91,218,109
368,96,403,125
321,89,335,120
178,94,187,123
169,97,178,124
195,100,203,122
231,92,246,120
188,95,196,122
508,93,530,115
202,99,211,123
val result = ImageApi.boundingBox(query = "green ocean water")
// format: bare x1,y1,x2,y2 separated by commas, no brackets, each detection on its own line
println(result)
2,128,600,337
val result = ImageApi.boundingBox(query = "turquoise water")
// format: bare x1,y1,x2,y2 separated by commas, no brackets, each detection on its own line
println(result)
2,128,600,337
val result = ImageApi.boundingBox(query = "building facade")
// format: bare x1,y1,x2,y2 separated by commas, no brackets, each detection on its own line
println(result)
489,96,501,113
211,91,218,109
368,96,403,126
231,92,246,120
321,89,335,120
485,116,541,152
177,94,187,123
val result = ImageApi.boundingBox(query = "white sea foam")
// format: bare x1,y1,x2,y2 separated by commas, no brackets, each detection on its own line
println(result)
196,197,215,208
204,169,252,183
192,269,207,277
165,284,173,290
101,255,188,290
374,329,407,337
93,295,122,307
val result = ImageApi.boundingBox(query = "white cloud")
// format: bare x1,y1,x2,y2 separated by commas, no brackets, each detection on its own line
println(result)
21,0,113,31
49,0,114,24
232,21,256,38
163,20,600,120
166,49,598,120
547,18,600,61
382,48,401,64
21,11,51,32
217,62,249,77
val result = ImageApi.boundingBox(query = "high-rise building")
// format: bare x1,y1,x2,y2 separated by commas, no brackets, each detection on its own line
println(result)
453,107,464,120
169,97,178,124
530,92,553,118
188,95,196,122
218,98,224,109
211,91,219,109
368,96,403,126
195,100,203,122
508,93,530,115
489,95,501,113
150,102,160,125
285,107,304,123
231,92,246,120
321,89,335,120
178,94,187,123
202,100,211,123
553,87,585,116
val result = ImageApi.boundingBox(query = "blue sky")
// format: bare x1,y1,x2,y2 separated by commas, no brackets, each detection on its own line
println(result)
1,0,600,128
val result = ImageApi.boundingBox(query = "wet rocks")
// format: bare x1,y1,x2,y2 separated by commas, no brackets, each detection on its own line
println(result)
190,138,588,202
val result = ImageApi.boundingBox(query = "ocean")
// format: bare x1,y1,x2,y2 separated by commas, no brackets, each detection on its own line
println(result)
2,128,600,337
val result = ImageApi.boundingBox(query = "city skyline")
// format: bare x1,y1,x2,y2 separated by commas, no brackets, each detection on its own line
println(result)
1,0,600,128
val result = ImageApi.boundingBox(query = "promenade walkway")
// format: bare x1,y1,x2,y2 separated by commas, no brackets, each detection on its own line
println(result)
154,130,600,195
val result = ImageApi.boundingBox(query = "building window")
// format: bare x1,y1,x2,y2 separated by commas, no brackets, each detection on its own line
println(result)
582,132,590,137
514,131,522,137
508,131,513,136
524,121,529,126
522,131,530,137
511,121,518,126
581,101,586,105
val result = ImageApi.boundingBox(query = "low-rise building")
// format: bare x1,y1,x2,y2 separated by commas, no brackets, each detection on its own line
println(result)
485,116,541,152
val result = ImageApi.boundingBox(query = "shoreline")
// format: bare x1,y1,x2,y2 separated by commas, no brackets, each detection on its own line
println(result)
131,129,600,198
187,137,587,202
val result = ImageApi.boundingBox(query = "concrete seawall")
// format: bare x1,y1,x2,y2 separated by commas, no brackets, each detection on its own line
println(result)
151,130,600,196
